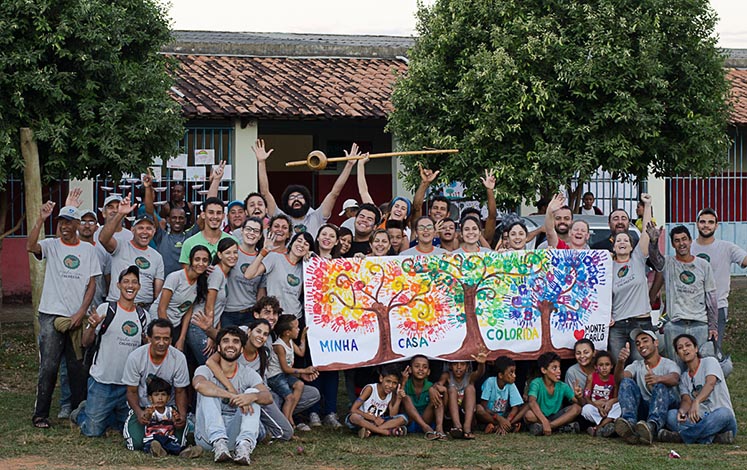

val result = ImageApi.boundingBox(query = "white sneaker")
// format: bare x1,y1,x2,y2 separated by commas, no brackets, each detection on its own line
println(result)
212,438,231,463
233,439,254,466
309,412,322,427
323,413,343,429
57,405,72,419
295,422,312,432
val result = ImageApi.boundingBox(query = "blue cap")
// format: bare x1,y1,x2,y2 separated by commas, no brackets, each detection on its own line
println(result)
227,200,244,211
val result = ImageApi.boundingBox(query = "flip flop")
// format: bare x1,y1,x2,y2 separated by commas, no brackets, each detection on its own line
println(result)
437,432,449,441
390,425,408,437
463,431,475,440
425,431,440,441
449,427,464,439
32,417,50,429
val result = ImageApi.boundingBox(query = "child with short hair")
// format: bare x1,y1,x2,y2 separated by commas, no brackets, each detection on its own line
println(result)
400,355,449,440
476,356,524,434
142,377,202,458
581,351,620,437
442,346,488,439
346,365,409,438
524,352,582,436
265,314,317,431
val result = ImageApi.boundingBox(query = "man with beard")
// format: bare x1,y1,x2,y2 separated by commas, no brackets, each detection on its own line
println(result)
27,203,101,429
537,198,573,249
691,208,747,347
160,183,194,226
179,197,234,265
345,203,381,257
122,319,190,450
254,139,357,239
614,329,680,445
193,327,272,465
244,192,268,227
591,208,639,252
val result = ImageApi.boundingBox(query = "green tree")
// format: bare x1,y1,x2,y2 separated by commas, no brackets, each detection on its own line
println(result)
0,0,184,187
388,0,731,208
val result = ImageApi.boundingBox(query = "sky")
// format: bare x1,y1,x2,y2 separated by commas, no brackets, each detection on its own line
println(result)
168,0,747,48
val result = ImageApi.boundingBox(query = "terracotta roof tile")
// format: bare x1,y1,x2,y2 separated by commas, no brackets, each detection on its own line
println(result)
169,54,407,119
728,69,747,125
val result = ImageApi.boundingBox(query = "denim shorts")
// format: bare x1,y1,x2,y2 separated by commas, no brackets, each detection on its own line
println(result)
267,373,300,398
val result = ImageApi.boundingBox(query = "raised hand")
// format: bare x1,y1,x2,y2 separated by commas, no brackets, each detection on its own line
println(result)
117,195,134,216
640,193,652,206
548,193,566,212
645,222,659,243
211,160,226,181
480,170,496,190
344,142,361,159
141,169,153,188
40,201,56,220
471,344,489,364
418,163,440,184
618,341,631,364
252,139,274,162
65,188,83,208
573,380,583,399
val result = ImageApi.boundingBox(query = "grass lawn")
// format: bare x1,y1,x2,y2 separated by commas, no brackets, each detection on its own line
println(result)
2,281,747,469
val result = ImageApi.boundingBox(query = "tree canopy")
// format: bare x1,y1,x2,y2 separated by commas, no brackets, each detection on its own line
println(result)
388,0,732,208
0,0,184,187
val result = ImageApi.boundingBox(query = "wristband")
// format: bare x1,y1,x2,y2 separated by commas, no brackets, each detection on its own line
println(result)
260,248,269,257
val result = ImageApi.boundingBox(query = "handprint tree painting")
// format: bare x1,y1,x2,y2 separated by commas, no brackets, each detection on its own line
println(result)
305,250,611,370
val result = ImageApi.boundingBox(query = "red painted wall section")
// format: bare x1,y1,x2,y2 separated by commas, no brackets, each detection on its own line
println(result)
1,237,31,301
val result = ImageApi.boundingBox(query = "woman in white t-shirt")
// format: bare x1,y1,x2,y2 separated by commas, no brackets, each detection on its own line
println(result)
454,216,492,254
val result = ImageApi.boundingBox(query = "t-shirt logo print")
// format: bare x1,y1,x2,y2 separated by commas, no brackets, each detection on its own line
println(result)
63,255,81,269
287,274,301,287
617,265,629,278
135,256,151,270
679,270,696,285
696,253,710,263
178,300,193,313
240,263,250,274
121,321,139,337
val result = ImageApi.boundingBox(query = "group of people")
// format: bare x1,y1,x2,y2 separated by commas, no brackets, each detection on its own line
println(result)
28,140,740,464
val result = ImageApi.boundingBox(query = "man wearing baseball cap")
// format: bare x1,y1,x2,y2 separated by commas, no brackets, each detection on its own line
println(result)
339,198,358,232
100,195,164,309
614,328,680,445
27,202,101,429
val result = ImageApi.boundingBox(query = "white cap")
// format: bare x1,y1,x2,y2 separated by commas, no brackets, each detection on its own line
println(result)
103,194,123,207
338,199,359,216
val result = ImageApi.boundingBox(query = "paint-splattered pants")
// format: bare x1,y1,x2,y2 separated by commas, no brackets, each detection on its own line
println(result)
618,379,678,431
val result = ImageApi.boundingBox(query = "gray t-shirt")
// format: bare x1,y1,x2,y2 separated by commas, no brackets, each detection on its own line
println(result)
149,269,197,326
612,243,652,321
122,344,190,408
564,363,589,390
193,267,229,326
38,238,102,316
225,248,266,312
107,240,164,304
452,246,493,254
400,246,447,256
153,225,200,276
194,364,264,415
624,357,680,401
89,302,144,384
692,239,747,309
273,206,327,240
664,256,716,323
678,356,733,415
262,252,303,318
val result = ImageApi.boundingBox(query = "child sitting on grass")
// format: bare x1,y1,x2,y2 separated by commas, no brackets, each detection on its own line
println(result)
142,377,202,458
476,356,524,434
524,352,582,436
266,314,317,432
346,365,409,438
442,346,488,440
581,351,620,437
400,355,449,440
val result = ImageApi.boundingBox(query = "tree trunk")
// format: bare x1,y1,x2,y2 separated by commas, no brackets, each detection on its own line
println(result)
538,300,555,352
439,284,488,360
367,303,403,364
567,180,585,213
21,128,44,340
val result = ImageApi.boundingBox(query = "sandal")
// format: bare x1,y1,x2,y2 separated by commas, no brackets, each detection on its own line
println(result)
32,417,50,429
437,432,449,441
449,427,464,439
425,431,440,441
358,428,371,439
390,425,408,437
463,431,475,440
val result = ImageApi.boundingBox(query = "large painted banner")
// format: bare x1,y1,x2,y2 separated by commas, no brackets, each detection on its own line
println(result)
304,250,612,370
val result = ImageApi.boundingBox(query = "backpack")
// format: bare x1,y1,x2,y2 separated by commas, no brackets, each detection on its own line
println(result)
83,301,148,367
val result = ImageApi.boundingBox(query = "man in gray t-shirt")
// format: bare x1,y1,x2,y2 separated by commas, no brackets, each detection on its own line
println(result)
614,329,680,445
28,202,101,427
691,208,747,347
122,319,190,451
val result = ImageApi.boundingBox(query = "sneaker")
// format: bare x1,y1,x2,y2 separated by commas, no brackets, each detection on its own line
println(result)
295,422,312,432
657,428,683,443
597,422,616,438
179,445,203,458
233,439,254,466
714,431,735,445
635,420,655,445
212,438,232,463
69,400,86,426
557,422,580,434
309,412,322,427
614,418,638,444
529,423,544,436
323,413,343,429
150,441,167,458
57,404,72,420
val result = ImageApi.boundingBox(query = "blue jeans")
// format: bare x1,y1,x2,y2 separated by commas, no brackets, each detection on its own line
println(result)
220,311,253,328
664,320,708,367
59,361,71,409
76,378,129,437
185,323,210,366
665,407,737,443
195,387,261,450
618,378,678,430
34,312,87,419
717,308,727,349
310,371,340,416
609,317,654,364
144,433,183,455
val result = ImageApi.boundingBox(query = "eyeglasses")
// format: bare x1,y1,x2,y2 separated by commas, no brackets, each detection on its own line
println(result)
417,224,434,231
288,194,304,201
243,227,261,234
80,220,97,226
